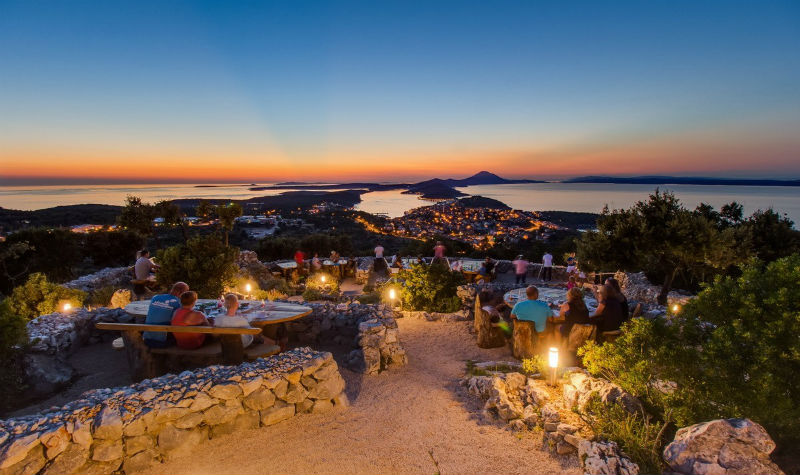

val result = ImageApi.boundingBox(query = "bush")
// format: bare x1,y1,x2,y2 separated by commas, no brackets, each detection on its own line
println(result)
0,299,28,411
356,292,381,305
521,355,545,375
305,272,340,295
579,254,800,446
0,228,82,294
156,235,239,298
87,286,116,307
579,396,671,474
302,287,337,302
398,263,464,312
7,273,87,319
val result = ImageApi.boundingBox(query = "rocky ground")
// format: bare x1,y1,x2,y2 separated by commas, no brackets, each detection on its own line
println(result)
127,317,580,475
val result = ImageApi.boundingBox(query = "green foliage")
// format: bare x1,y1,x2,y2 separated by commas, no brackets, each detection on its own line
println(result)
0,299,28,357
579,396,671,474
0,299,29,412
521,355,545,375
302,287,337,302
7,273,86,319
118,195,155,236
356,292,381,305
87,286,116,307
156,235,239,298
305,272,340,296
398,263,464,312
0,228,82,293
84,230,145,268
216,203,243,246
579,255,800,445
252,288,288,301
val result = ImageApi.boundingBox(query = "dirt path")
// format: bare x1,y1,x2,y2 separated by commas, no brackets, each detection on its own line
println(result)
138,318,580,475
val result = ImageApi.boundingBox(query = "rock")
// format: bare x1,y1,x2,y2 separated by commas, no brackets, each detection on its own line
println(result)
155,406,190,423
93,406,123,440
22,353,75,399
210,412,260,439
124,435,154,456
243,388,276,411
540,404,560,423
39,425,70,459
525,379,550,407
208,383,243,400
271,379,289,399
189,393,217,412
76,458,122,475
544,422,559,432
311,399,334,414
122,448,159,474
0,434,40,469
557,423,578,435
280,383,308,404
504,372,527,392
308,375,345,400
71,420,92,449
202,403,241,426
42,444,88,475
295,399,314,414
332,393,350,408
0,445,46,475
556,441,576,455
174,412,205,429
522,405,540,427
663,419,783,475
91,439,123,462
508,419,527,432
563,433,581,447
239,377,263,397
579,440,639,475
122,417,147,437
157,425,208,460
260,401,295,426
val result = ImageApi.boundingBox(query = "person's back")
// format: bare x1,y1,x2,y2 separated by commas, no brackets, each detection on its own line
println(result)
596,295,624,332
542,253,553,267
485,259,496,274
511,298,552,333
294,250,304,266
434,243,446,259
134,255,155,280
512,258,528,274
375,245,384,258
171,291,208,349
217,293,253,347
143,293,181,347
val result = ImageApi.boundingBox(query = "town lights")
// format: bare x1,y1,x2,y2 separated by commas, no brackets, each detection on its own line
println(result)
548,347,559,386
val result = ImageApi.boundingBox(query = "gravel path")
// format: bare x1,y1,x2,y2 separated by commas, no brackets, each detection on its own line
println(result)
138,318,580,475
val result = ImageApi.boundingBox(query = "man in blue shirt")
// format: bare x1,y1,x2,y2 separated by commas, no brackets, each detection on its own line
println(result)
143,282,189,348
511,286,553,334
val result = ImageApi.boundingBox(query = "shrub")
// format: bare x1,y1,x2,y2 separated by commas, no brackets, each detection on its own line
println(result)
156,235,239,298
398,263,464,312
87,286,116,307
305,272,340,295
578,396,671,474
0,299,28,411
579,254,800,446
521,355,545,375
356,292,381,305
302,287,337,302
7,273,87,319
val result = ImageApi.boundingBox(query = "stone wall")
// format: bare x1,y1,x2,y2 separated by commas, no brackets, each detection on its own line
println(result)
0,348,347,475
62,267,131,294
614,271,692,307
286,302,407,375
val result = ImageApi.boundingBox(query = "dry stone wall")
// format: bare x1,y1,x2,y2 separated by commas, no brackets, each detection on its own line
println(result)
62,267,131,294
286,302,407,375
0,348,347,475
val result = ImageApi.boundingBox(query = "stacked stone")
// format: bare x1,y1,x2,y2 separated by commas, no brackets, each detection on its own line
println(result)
398,309,470,322
579,440,640,475
0,348,348,475
285,302,407,375
354,257,373,284
27,308,130,355
561,370,643,415
614,271,691,308
62,267,131,294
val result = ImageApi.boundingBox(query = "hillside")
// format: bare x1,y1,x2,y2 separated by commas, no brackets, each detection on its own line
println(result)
0,204,122,231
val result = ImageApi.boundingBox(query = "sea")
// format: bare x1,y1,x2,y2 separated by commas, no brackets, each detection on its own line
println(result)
1,183,799,224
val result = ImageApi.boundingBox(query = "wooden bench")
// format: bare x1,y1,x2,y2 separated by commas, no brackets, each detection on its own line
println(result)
95,322,280,381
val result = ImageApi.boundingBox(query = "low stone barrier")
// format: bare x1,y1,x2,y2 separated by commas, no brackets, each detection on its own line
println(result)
0,348,347,475
398,309,471,322
62,267,131,294
615,271,692,307
286,302,407,375
561,370,643,415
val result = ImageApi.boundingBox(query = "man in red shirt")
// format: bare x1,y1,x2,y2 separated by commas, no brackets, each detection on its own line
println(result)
171,291,209,349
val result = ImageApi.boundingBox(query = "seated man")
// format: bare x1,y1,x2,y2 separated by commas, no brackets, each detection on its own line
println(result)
171,291,210,349
143,282,188,348
510,285,553,336
134,249,159,282
216,293,268,349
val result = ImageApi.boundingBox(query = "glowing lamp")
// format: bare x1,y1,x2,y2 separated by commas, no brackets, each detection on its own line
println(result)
548,347,559,368
245,283,252,293
672,304,680,313
321,275,327,283
63,303,72,312
389,288,396,300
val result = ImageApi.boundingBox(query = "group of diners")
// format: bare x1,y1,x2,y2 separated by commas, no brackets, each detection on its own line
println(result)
142,281,272,351
483,277,630,359
291,249,354,277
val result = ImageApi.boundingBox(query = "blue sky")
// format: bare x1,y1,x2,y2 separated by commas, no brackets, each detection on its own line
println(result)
1,0,799,183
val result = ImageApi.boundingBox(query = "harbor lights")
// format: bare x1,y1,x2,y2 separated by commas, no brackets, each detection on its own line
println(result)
548,347,559,386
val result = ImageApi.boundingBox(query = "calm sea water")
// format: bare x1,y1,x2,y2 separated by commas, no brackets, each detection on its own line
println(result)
1,182,798,225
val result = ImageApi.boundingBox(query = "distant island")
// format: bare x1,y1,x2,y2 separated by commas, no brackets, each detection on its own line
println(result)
565,175,800,187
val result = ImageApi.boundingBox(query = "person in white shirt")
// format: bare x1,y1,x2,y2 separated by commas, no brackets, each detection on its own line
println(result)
374,244,384,258
541,252,554,281
134,249,159,281
216,294,267,348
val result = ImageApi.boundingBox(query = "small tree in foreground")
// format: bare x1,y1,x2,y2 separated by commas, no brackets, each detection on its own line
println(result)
156,235,239,298
7,273,87,319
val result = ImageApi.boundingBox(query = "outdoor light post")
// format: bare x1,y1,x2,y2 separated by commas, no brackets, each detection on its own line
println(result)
245,283,252,299
548,347,559,386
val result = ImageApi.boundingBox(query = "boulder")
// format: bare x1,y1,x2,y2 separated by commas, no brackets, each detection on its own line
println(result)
579,439,639,475
663,419,784,475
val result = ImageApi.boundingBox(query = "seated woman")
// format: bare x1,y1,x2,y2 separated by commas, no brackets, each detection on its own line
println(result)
589,285,625,333
216,294,267,348
559,287,592,341
604,277,630,321
171,291,210,349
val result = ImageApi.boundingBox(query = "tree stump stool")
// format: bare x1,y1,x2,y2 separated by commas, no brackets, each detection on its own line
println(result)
474,295,506,348
512,319,538,359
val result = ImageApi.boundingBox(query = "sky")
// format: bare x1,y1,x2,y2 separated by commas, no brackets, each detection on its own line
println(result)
1,0,799,184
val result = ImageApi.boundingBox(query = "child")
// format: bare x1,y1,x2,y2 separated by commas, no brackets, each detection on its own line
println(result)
567,275,577,290
171,291,209,349
216,293,267,348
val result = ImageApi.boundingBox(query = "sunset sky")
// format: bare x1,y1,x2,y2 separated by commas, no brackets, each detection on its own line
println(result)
1,0,799,184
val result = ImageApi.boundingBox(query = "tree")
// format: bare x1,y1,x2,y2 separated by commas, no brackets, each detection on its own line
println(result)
155,235,239,297
117,196,155,237
7,273,87,319
196,200,214,221
398,263,465,312
155,200,188,243
578,190,737,303
0,229,82,294
735,209,800,262
216,203,243,247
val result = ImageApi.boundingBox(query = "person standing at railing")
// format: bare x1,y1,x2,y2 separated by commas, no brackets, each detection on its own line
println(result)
541,251,554,281
512,255,529,284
